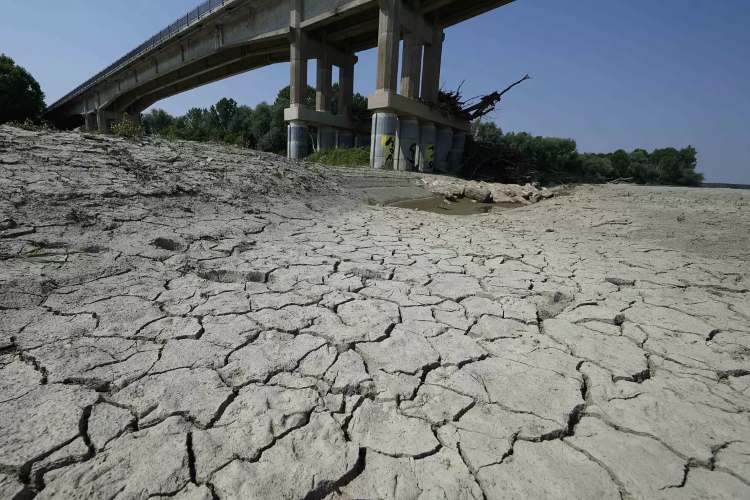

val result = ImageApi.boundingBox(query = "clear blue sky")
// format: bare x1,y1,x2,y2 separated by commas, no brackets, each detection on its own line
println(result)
2,0,749,183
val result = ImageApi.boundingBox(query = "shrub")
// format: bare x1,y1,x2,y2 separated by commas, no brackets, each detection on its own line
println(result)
111,115,144,140
307,147,370,167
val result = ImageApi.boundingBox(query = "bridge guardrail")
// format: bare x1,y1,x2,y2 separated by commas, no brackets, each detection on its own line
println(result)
48,0,227,111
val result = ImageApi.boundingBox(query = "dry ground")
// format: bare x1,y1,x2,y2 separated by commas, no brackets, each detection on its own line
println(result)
1,125,749,499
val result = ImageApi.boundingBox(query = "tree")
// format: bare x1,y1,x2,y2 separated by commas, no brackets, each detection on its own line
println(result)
0,54,45,124
142,109,174,135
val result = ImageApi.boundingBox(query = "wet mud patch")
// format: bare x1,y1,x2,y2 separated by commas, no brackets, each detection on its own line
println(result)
389,196,523,216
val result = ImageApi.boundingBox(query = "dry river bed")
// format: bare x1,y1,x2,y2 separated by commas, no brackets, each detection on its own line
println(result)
1,125,749,499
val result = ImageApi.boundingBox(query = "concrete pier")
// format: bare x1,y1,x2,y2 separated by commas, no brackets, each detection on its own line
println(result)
337,130,355,148
449,130,467,172
370,111,398,170
435,126,454,173
84,113,97,131
418,122,437,173
317,126,336,152
288,120,308,160
395,117,419,171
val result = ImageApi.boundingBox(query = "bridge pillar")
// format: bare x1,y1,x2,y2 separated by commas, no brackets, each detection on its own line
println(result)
435,125,454,173
337,130,354,149
418,122,436,173
83,113,97,131
316,49,335,152
421,27,444,105
376,0,401,94
370,111,398,170
288,121,308,160
449,130,467,173
395,117,419,171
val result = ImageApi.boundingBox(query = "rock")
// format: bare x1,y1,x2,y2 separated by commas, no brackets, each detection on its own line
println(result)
464,182,492,203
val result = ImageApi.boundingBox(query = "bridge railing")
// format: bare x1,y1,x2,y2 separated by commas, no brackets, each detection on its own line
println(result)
48,0,228,111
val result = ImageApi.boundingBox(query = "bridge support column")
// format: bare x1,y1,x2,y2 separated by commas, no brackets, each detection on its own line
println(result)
337,130,354,149
418,122,436,173
421,27,444,105
288,121,308,160
315,49,335,152
435,125,453,173
370,111,398,170
83,113,97,131
449,130,467,173
395,117,419,171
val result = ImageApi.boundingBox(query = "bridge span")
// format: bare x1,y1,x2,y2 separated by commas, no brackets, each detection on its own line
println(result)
46,0,515,171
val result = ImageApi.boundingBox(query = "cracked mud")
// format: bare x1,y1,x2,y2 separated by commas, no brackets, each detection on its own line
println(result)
1,125,749,499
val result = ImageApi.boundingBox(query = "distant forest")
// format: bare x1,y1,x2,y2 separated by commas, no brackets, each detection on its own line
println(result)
142,93,704,187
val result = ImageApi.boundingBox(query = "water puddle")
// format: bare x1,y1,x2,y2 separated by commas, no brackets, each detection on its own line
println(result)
389,196,522,216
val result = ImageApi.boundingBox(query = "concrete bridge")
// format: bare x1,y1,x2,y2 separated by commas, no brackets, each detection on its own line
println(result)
45,0,515,171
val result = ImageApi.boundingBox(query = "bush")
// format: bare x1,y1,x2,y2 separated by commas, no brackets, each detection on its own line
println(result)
307,147,369,167
111,115,144,140
0,54,46,124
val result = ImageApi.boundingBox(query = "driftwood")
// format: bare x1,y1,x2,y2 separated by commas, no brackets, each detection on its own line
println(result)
437,74,531,121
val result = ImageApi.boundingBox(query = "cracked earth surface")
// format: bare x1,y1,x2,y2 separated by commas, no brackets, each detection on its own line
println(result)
1,125,749,499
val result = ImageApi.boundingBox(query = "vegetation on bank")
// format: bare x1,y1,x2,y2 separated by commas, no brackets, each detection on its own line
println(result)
307,148,369,167
467,122,704,186
0,54,46,125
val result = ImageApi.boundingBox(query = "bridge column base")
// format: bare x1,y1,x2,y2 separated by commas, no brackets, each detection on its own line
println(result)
83,113,97,131
448,130,467,173
370,111,398,170
417,122,437,173
317,126,336,152
435,126,454,173
395,117,419,171
337,130,354,149
287,121,308,160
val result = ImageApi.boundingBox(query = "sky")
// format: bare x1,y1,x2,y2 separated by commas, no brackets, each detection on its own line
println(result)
1,0,749,183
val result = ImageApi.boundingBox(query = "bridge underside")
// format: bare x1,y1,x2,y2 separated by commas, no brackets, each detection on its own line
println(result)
46,0,514,172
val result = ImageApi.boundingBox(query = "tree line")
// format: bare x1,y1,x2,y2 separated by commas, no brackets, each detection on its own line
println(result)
468,122,704,186
142,85,369,155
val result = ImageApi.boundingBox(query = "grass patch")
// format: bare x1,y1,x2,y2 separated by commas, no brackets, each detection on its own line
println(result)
307,147,369,167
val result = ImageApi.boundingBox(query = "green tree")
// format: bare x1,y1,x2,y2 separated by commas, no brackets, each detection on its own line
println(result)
0,54,45,124
611,149,631,179
142,109,175,135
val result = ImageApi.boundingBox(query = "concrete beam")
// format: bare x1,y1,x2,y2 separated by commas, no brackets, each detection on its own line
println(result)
368,90,470,131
